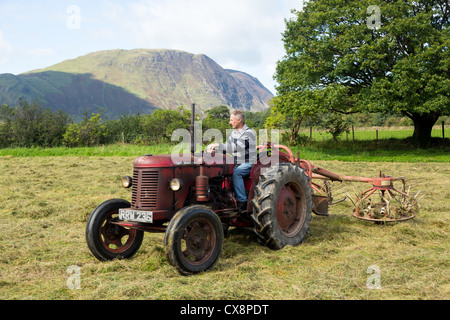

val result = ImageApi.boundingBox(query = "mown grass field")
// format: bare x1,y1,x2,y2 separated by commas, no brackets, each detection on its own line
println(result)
0,141,448,300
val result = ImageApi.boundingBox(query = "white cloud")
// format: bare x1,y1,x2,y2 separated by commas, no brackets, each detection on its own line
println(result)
99,0,303,91
0,0,303,89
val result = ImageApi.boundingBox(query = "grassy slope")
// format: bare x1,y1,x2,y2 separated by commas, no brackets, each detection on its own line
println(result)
0,157,448,300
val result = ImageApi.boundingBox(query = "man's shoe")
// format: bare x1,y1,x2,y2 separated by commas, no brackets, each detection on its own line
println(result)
238,201,247,212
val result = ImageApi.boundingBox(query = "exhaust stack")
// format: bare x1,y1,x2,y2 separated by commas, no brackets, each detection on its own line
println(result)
190,103,209,202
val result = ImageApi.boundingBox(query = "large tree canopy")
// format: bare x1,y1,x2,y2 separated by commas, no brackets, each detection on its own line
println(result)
274,0,449,145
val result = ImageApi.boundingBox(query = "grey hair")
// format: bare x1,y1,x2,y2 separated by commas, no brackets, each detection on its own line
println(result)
231,110,245,123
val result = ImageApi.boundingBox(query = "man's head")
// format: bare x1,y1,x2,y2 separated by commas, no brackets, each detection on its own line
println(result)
229,110,245,130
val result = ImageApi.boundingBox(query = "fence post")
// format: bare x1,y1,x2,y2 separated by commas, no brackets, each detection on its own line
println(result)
376,129,378,141
443,121,445,139
310,126,312,141
352,125,355,141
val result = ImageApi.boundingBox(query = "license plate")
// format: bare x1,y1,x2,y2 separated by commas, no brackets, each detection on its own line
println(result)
118,209,153,223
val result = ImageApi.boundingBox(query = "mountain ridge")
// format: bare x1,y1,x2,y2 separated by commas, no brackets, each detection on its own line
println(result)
0,49,273,119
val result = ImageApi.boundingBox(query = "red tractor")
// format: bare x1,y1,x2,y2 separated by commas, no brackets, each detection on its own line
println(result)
86,106,419,275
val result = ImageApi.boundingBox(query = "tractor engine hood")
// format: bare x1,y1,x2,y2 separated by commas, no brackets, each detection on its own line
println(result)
134,154,176,168
133,153,235,168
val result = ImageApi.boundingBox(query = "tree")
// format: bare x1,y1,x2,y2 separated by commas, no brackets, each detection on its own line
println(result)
317,113,351,141
244,108,271,129
203,105,230,138
0,99,69,147
141,106,192,143
274,0,449,146
63,112,106,147
104,113,144,143
265,103,305,145
205,105,230,122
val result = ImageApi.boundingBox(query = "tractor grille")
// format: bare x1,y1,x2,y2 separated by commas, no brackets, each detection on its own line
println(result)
131,169,159,209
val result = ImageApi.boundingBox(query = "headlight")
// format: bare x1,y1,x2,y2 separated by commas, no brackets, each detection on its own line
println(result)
121,176,133,188
170,178,183,191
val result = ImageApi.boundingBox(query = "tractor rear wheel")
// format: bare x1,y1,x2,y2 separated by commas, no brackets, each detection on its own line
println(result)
164,205,224,275
251,163,312,250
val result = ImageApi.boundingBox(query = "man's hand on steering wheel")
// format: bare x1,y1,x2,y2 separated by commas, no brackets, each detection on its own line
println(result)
206,143,219,153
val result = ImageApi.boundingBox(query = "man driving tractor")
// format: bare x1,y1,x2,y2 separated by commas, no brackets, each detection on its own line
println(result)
206,110,256,212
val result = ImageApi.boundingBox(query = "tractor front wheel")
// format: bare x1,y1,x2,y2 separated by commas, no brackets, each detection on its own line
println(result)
164,205,224,275
251,163,312,250
86,199,144,261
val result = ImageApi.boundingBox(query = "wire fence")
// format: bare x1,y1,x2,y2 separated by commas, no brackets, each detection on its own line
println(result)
106,123,449,144
298,122,449,142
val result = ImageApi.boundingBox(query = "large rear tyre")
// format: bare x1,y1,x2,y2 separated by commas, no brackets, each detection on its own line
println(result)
164,205,224,275
86,199,144,261
251,163,313,250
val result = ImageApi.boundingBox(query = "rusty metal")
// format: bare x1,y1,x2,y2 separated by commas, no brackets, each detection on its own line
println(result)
100,212,142,251
196,165,209,202
312,195,329,216
112,220,167,233
255,143,422,223
181,217,217,265
351,177,419,222
276,185,304,236
190,103,195,157
131,168,159,209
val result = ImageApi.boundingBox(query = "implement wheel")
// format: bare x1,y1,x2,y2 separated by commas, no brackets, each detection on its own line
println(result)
164,205,224,275
251,163,313,250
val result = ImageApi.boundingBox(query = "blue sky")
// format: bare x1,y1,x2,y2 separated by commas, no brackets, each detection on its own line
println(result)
0,0,304,93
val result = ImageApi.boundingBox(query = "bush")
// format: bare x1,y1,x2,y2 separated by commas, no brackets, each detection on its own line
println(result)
63,113,106,147
0,99,69,148
104,113,144,143
141,106,192,143
317,113,351,141
202,106,230,139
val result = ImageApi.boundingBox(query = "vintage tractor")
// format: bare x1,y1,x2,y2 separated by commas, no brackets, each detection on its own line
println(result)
85,105,421,275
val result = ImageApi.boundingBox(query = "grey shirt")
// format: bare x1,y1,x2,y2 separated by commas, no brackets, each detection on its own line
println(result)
218,124,257,164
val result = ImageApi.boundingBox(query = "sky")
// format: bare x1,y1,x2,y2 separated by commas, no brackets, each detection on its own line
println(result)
0,0,305,94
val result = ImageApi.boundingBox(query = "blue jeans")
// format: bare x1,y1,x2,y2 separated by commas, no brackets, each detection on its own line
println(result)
233,163,253,203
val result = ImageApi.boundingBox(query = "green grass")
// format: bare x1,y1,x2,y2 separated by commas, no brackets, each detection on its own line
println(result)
299,126,449,141
1,137,448,162
0,158,448,300
291,139,450,162
0,143,173,158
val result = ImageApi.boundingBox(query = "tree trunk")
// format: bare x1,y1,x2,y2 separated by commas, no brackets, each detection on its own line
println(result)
409,112,440,147
289,117,303,145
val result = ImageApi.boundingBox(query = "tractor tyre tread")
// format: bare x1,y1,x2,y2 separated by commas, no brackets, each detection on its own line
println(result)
251,163,313,250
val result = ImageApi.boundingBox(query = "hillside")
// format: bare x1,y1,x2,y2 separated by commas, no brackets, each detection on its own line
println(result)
0,49,273,119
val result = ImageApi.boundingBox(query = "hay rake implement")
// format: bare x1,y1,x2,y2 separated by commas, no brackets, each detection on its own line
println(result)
275,145,423,223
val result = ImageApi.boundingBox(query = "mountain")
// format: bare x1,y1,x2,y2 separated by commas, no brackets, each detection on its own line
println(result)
0,49,273,119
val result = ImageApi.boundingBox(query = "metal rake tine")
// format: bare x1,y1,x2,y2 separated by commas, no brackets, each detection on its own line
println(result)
413,190,422,199
346,192,357,207
415,193,426,202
